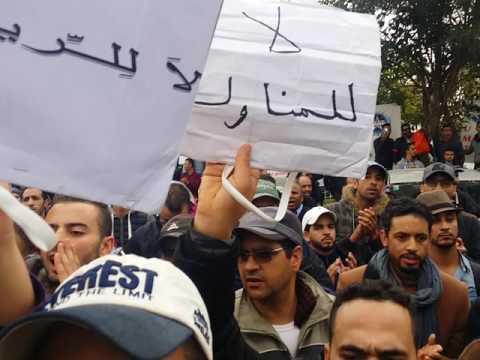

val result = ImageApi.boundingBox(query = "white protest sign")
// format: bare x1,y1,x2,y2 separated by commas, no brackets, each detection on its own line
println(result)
181,0,381,178
0,0,222,212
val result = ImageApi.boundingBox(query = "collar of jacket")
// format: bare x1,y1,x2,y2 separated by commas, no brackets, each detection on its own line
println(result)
234,272,333,353
340,184,389,215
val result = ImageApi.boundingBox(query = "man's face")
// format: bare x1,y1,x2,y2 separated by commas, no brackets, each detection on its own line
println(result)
421,174,457,200
22,188,46,216
402,126,411,138
326,299,416,360
407,144,416,158
441,127,453,141
304,214,336,252
443,150,455,163
298,176,313,198
382,125,391,138
183,160,193,173
431,211,458,249
355,168,385,202
288,183,304,210
238,234,302,302
383,215,429,275
37,323,193,360
42,202,111,282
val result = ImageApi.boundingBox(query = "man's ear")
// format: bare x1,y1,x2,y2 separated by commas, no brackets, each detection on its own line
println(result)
100,235,115,256
379,229,388,248
303,230,310,242
291,245,303,271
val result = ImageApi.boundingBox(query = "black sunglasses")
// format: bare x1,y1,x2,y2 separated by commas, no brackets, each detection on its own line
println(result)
238,247,284,264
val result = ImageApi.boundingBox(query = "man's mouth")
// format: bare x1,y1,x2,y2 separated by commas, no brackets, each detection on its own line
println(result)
400,254,420,266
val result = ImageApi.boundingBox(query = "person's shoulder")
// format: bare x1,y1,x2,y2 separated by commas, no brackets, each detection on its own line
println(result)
439,271,469,307
337,265,367,291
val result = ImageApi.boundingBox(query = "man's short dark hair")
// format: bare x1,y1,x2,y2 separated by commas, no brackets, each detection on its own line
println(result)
21,187,46,200
48,195,112,238
382,123,391,128
381,198,432,234
165,183,191,214
329,281,415,342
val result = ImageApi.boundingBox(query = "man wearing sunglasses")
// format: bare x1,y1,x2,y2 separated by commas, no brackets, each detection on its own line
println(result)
174,145,333,359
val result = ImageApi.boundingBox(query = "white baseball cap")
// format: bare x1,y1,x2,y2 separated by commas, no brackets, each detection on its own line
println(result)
0,254,212,360
302,206,337,232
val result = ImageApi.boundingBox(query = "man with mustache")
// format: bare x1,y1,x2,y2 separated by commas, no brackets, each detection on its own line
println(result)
337,198,470,358
302,206,357,284
288,182,312,222
325,162,389,265
174,145,334,359
420,163,480,259
417,190,480,302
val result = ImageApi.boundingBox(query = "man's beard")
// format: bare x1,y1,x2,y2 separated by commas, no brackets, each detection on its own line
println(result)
433,234,456,250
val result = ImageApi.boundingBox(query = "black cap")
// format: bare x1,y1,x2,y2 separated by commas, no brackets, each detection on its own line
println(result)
235,207,303,246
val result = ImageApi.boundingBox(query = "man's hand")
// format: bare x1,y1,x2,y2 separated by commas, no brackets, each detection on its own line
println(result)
350,208,377,243
417,334,444,360
327,258,343,283
54,242,81,283
358,207,377,235
194,144,260,240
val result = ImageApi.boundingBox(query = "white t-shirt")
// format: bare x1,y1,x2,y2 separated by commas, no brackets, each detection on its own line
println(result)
272,322,300,357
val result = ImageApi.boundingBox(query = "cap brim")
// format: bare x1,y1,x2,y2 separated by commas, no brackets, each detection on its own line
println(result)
236,226,287,241
431,206,462,215
0,304,193,360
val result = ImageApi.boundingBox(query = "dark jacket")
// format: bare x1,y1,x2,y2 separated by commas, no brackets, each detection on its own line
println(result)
374,137,395,170
458,191,480,218
123,217,166,258
174,229,331,360
112,211,151,247
174,229,260,360
458,211,480,262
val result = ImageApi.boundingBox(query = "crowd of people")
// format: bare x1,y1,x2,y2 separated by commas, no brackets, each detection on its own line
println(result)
373,123,480,171
1,142,480,359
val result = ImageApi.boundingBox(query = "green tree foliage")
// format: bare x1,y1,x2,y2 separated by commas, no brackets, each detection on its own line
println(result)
320,0,480,137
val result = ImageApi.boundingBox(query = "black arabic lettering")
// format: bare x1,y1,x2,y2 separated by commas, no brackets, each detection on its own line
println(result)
243,7,301,54
22,38,139,75
195,76,232,106
224,105,248,129
264,82,357,122
0,24,21,43
166,60,202,92
194,76,248,129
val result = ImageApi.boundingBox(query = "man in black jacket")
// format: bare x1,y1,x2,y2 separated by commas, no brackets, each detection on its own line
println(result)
374,123,395,170
174,144,333,359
